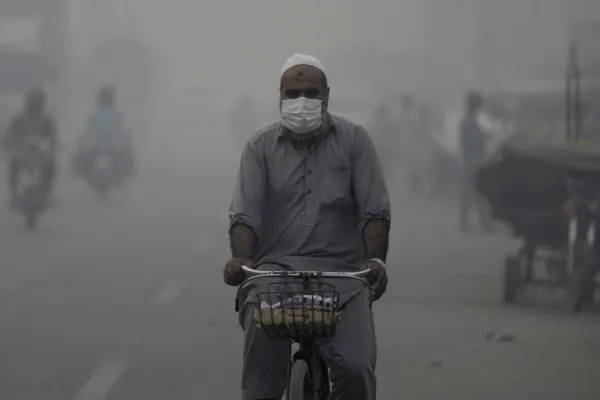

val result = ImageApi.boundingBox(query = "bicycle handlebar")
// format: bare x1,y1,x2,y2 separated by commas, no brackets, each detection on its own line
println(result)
240,265,371,278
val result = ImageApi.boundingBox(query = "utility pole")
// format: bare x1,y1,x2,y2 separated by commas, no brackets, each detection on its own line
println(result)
566,19,600,141
474,0,501,91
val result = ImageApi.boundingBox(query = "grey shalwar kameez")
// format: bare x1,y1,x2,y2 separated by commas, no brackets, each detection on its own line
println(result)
230,114,391,400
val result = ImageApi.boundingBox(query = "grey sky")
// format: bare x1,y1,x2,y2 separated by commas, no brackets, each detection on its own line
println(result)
117,0,424,92
104,0,599,98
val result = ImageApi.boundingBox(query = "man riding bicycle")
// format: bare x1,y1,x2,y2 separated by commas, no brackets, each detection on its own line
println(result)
223,53,391,400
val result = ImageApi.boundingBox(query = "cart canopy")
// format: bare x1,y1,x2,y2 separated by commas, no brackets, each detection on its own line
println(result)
476,133,600,241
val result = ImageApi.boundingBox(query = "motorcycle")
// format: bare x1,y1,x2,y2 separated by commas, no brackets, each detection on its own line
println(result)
73,132,133,202
87,147,120,202
14,136,53,230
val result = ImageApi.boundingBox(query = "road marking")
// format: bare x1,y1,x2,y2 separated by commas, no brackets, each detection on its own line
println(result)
73,360,126,400
154,280,184,304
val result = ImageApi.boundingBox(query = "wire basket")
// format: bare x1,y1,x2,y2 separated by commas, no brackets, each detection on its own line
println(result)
253,281,342,340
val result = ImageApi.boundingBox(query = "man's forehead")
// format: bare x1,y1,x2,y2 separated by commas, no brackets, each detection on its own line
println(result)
281,65,324,85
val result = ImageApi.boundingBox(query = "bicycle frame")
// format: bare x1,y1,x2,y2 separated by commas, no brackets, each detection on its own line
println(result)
236,266,371,399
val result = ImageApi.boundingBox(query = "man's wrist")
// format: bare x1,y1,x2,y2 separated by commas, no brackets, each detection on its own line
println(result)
232,256,253,267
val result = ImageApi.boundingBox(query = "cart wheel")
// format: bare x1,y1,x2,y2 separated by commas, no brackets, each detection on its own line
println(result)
580,263,596,304
523,246,536,284
568,246,596,313
503,255,520,304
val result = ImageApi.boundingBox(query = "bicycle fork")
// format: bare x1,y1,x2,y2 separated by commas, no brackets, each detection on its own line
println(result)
284,274,330,400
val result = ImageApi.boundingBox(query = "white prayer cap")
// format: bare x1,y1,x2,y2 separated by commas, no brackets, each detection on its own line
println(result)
280,53,326,78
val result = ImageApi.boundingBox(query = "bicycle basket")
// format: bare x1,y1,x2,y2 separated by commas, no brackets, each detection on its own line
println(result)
253,281,341,339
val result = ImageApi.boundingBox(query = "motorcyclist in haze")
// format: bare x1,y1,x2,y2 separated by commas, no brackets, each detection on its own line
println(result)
76,86,133,183
4,89,57,207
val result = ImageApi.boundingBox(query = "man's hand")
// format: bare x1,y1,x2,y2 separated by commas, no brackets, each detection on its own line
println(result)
360,261,388,301
223,257,251,286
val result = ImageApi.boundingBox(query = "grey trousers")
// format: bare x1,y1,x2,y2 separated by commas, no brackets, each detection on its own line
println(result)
459,163,490,228
240,290,377,400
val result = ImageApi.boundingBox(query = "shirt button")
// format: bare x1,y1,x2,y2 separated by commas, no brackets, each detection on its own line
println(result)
307,189,312,194
307,169,312,175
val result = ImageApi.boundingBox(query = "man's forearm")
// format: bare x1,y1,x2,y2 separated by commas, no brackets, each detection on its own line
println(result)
229,223,257,260
362,219,390,262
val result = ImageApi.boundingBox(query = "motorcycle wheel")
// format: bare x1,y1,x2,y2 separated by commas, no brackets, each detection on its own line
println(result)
25,212,37,230
96,185,110,203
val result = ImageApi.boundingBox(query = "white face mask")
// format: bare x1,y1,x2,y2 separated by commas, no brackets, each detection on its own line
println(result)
280,97,323,134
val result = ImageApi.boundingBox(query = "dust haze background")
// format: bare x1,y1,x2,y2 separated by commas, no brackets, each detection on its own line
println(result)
67,0,599,165
48,0,598,238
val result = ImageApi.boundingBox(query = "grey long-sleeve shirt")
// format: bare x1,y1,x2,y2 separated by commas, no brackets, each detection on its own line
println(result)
230,113,391,307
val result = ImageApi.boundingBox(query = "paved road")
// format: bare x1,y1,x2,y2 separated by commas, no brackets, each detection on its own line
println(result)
0,158,599,400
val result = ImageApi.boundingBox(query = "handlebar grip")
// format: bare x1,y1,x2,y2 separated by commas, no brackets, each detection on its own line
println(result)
352,269,372,278
241,265,269,276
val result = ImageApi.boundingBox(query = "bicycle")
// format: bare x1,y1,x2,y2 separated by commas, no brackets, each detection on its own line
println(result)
235,265,371,400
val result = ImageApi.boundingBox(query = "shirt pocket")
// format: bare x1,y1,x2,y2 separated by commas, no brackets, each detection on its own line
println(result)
319,161,352,206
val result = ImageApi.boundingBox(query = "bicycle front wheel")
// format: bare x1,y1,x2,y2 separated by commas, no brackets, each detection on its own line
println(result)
288,359,313,400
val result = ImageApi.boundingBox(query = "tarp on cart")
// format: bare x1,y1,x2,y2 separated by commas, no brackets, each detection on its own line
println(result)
499,133,600,171
476,133,600,243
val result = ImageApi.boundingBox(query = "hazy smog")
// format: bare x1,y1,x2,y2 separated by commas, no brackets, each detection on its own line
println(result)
0,0,599,399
